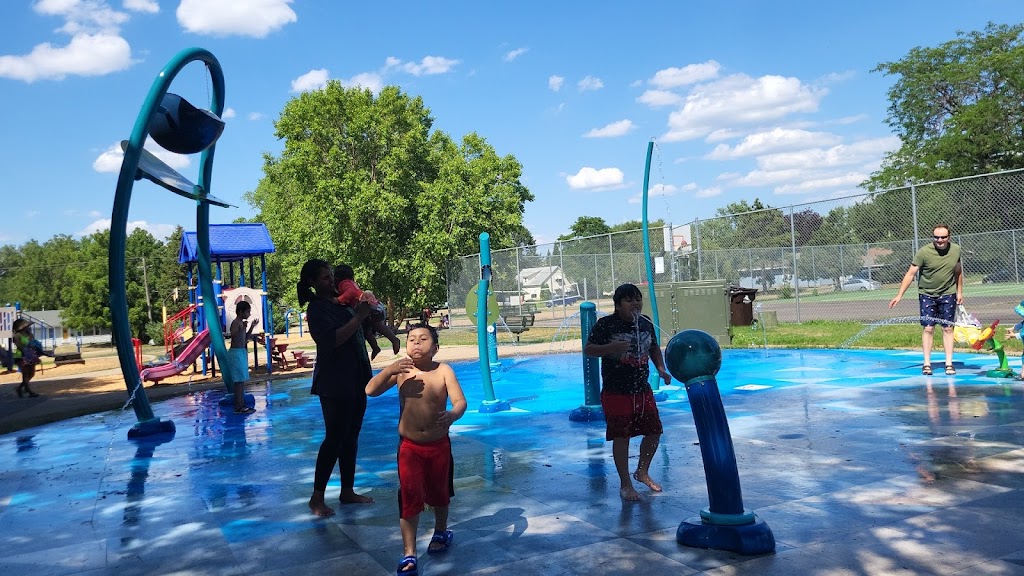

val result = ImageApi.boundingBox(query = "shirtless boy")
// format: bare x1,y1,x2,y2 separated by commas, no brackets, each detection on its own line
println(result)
365,324,467,576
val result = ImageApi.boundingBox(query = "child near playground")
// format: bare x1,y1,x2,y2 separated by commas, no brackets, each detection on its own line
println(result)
365,324,467,575
584,283,672,501
228,301,258,414
334,264,401,360
11,318,54,398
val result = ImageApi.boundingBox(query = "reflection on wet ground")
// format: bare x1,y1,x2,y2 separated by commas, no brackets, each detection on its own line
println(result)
1,349,1022,575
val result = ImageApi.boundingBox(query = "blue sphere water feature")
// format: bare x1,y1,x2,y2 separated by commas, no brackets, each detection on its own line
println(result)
664,329,722,382
667,329,775,555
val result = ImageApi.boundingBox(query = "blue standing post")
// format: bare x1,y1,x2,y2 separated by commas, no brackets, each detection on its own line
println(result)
261,253,273,372
640,140,667,401
570,301,604,422
477,232,510,413
665,329,775,555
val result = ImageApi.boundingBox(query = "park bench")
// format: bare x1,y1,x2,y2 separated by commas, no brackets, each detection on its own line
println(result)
501,314,535,342
54,352,85,367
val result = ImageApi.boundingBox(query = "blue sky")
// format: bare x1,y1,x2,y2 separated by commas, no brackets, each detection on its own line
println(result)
2,1,1022,249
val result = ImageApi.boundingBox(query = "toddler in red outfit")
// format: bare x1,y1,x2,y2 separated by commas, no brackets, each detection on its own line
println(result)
334,264,400,359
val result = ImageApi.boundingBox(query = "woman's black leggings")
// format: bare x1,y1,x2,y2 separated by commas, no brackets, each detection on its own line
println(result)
313,395,367,492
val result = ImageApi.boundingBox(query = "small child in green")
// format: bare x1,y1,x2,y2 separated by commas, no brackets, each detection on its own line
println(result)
229,301,258,414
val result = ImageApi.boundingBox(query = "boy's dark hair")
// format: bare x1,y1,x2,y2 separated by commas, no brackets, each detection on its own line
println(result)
408,323,439,346
333,264,355,282
235,301,251,315
612,283,643,306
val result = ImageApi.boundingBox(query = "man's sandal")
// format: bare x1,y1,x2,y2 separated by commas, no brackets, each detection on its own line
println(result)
922,365,933,376
945,364,956,375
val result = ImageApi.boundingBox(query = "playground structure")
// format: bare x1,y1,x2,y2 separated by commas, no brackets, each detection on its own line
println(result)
109,47,234,438
166,225,277,380
140,329,212,384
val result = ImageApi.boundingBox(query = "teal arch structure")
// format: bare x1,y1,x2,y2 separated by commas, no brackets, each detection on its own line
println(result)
110,47,233,439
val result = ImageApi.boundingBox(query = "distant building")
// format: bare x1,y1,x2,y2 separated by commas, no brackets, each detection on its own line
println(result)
516,266,578,301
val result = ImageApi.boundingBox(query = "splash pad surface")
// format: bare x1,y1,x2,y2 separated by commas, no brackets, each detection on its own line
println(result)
2,348,1022,574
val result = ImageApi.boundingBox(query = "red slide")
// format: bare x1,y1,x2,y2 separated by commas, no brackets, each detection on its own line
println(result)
140,329,212,384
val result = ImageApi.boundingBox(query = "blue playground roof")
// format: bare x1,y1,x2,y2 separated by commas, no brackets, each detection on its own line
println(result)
178,223,276,264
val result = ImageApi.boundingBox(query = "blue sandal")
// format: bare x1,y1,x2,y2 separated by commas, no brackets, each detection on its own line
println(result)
397,555,417,575
427,529,453,554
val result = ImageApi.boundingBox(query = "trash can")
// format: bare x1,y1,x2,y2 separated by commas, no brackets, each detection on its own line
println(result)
729,287,758,327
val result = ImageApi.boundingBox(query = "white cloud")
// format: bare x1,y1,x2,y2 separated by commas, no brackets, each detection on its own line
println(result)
577,75,603,92
0,33,133,82
566,167,624,190
177,0,297,38
548,75,564,92
248,112,264,121
35,0,129,35
627,183,678,204
222,107,236,119
291,68,329,92
662,74,827,142
705,128,843,160
716,135,899,195
340,72,383,92
504,48,528,62
124,0,159,13
583,120,635,138
756,136,899,171
78,218,177,240
773,172,867,194
695,186,723,198
649,61,721,89
637,90,684,107
400,55,459,76
93,140,191,173
0,1,160,82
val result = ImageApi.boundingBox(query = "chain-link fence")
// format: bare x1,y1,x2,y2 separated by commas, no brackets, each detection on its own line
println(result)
447,169,1024,329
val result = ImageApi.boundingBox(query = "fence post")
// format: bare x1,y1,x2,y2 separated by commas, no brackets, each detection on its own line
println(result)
910,182,920,250
608,234,615,289
695,218,703,280
1013,229,1020,283
790,206,800,323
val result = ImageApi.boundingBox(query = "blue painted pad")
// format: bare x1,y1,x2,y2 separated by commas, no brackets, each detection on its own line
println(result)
0,347,1021,573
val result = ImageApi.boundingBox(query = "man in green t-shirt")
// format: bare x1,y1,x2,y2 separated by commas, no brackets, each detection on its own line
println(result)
889,224,964,376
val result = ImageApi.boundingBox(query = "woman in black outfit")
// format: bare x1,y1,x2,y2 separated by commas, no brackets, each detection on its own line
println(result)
298,258,374,517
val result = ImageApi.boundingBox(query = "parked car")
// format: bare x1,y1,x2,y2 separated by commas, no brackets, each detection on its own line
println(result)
545,294,584,307
982,269,1014,284
840,278,881,291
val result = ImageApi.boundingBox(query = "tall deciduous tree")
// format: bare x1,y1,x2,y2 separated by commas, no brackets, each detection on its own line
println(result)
246,83,533,319
868,23,1024,234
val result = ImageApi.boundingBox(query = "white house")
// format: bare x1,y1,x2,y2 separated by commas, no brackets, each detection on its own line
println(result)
516,266,578,301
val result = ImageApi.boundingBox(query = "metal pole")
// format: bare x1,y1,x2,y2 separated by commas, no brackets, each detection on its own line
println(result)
790,206,800,322
608,234,615,290
910,182,920,250
695,218,703,280
1013,229,1020,283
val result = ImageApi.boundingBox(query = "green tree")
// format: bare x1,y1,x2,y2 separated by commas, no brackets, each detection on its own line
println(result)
246,83,533,321
63,231,111,334
868,22,1024,233
558,216,611,241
